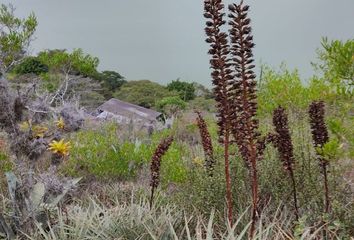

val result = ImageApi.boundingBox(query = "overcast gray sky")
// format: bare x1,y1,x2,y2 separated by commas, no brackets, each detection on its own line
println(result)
4,0,354,86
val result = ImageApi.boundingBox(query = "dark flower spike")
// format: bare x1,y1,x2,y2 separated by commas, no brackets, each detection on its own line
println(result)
195,110,215,175
272,106,299,220
228,1,260,236
308,101,331,213
204,0,234,224
204,0,234,143
149,136,174,208
273,107,295,171
309,101,329,150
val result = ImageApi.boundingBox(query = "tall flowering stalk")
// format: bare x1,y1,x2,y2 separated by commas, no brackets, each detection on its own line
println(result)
149,136,174,209
195,110,215,175
204,0,234,224
308,101,330,213
228,1,260,236
272,106,299,220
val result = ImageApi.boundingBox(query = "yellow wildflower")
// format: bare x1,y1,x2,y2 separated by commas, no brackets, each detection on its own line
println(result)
48,139,71,156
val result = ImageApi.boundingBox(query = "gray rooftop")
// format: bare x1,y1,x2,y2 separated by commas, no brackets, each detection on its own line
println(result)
97,98,162,121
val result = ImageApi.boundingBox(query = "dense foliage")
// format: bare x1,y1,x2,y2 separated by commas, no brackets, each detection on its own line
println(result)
0,4,37,74
37,48,100,78
314,37,354,94
11,56,48,75
167,79,196,101
114,80,178,109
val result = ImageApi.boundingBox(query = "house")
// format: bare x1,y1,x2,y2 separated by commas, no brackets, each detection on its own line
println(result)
96,98,165,130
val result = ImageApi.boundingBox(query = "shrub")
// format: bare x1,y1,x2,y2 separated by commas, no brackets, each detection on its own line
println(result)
114,80,178,109
62,124,144,180
12,56,48,75
167,79,196,101
258,65,308,115
156,96,186,117
63,124,188,184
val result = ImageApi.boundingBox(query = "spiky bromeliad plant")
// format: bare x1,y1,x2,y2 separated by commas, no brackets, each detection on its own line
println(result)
272,106,299,221
48,139,71,157
203,0,234,224
195,110,215,175
149,136,174,209
308,101,331,214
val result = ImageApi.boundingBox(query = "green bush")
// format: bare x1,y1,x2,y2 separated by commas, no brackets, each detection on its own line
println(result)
62,124,144,179
167,79,196,101
258,64,340,117
12,56,48,75
40,72,61,93
114,80,178,109
37,49,100,78
62,124,188,184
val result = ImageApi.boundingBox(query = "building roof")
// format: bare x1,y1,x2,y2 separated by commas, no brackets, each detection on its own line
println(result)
97,98,162,122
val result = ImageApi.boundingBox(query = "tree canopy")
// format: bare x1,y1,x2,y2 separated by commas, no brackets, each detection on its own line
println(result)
11,56,48,75
314,38,354,94
98,71,125,90
167,79,196,101
37,49,100,78
0,4,37,74
114,80,178,109
156,96,187,117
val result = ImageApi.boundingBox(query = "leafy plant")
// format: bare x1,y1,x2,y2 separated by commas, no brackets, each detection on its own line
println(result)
11,56,48,75
167,78,196,101
0,172,81,238
156,96,187,118
313,38,354,94
48,139,71,157
37,48,99,78
0,3,37,74
114,80,178,109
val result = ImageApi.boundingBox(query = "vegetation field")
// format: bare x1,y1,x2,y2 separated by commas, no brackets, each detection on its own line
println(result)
0,1,353,239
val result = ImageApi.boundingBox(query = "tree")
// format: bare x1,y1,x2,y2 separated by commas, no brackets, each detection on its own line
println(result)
313,38,354,94
0,4,37,74
167,78,196,101
37,49,99,78
35,49,103,106
99,71,125,90
156,96,186,118
97,70,126,98
114,80,178,109
192,82,214,99
11,56,48,75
